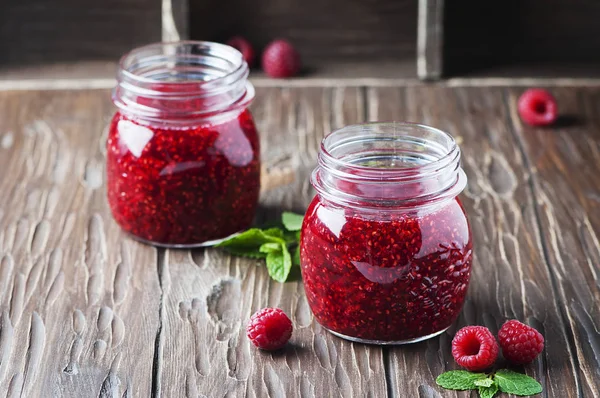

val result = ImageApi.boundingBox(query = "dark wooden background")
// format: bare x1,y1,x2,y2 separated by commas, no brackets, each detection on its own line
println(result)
0,0,161,67
3,0,600,78
444,0,600,76
0,0,600,396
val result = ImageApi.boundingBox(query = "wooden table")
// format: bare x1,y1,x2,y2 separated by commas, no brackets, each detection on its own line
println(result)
0,84,598,397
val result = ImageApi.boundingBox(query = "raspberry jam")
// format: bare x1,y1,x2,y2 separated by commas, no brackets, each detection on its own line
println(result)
107,42,260,247
300,123,472,344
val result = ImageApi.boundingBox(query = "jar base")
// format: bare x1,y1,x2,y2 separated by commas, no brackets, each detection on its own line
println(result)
325,326,449,345
125,231,242,248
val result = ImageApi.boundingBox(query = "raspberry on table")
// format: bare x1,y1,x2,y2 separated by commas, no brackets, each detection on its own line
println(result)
227,36,255,67
498,320,544,365
261,39,301,78
451,326,499,371
247,308,293,350
517,88,558,126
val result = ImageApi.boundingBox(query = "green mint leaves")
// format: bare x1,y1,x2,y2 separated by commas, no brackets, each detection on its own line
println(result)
494,370,543,396
436,369,542,397
217,229,283,259
474,377,495,388
215,212,304,283
479,383,499,398
435,371,488,390
281,211,304,231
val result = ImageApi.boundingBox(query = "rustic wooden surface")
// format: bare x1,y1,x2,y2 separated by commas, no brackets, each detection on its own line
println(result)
0,85,599,397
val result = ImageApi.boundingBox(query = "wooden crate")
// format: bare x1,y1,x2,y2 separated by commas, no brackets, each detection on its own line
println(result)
2,0,600,80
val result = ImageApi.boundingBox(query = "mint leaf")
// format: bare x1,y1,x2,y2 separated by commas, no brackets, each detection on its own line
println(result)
260,242,281,254
494,369,542,396
266,246,292,283
478,383,499,398
436,371,487,390
474,378,494,387
282,212,303,231
217,228,284,258
292,245,301,266
263,228,285,239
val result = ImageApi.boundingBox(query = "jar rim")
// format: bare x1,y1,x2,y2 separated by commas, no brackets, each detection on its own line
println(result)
313,122,467,210
320,122,459,178
118,41,246,88
113,41,254,124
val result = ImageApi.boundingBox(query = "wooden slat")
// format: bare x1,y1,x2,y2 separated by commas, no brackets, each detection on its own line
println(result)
507,86,600,397
1,85,599,397
0,1,161,67
189,0,417,64
157,86,392,397
444,0,600,77
417,0,444,80
0,90,161,397
162,0,190,41
369,86,581,397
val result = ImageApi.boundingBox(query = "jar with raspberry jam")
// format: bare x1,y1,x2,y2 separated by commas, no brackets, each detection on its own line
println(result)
107,41,260,247
300,123,472,344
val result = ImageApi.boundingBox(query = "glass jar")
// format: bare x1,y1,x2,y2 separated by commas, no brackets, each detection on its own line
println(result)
300,123,472,344
107,41,260,247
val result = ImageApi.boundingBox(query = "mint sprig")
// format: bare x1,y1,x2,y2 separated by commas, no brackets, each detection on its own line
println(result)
435,370,487,390
282,212,303,231
474,378,495,388
479,383,499,398
495,369,542,396
215,212,304,283
437,369,542,398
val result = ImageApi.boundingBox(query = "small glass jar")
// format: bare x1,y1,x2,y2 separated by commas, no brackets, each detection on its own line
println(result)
300,123,472,344
107,41,260,247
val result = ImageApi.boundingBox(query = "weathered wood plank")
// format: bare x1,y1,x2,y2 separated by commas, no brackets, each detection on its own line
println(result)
369,86,581,397
189,0,417,65
417,0,444,80
162,0,189,41
1,85,598,397
0,1,161,67
507,86,600,398
0,90,161,397
157,86,391,397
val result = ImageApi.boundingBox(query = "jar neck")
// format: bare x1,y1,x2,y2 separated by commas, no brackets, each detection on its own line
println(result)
113,41,255,126
312,122,467,212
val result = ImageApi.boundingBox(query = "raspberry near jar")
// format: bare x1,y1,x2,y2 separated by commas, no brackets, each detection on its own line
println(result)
300,123,472,344
107,41,260,247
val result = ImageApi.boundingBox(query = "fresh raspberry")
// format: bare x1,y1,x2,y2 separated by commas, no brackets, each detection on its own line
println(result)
227,36,255,67
247,308,293,350
518,88,558,126
261,39,301,78
451,326,499,371
498,320,544,364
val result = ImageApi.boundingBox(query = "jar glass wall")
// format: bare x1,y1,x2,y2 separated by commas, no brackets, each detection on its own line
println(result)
107,41,260,247
300,123,472,344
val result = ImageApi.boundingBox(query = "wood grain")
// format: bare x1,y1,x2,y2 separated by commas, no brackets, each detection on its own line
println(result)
0,90,161,397
417,0,444,80
162,0,189,41
369,86,581,397
507,86,600,397
444,0,600,77
0,1,161,67
157,87,391,397
1,85,599,397
189,0,417,64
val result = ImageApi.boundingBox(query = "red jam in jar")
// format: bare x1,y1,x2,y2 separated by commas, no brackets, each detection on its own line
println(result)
107,42,260,247
300,123,472,344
